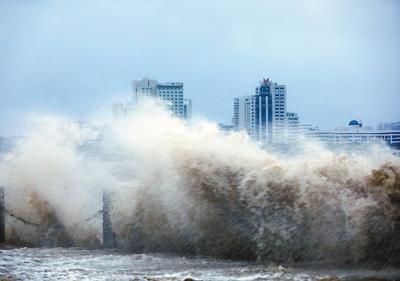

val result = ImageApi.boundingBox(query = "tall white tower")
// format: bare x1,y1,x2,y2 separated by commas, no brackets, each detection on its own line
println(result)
132,78,188,119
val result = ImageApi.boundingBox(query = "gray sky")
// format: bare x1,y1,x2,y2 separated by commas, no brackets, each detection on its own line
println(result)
1,0,399,135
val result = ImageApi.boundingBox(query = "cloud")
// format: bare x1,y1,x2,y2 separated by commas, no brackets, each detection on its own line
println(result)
0,0,399,135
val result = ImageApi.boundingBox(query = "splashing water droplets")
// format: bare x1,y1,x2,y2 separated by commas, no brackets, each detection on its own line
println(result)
1,102,399,267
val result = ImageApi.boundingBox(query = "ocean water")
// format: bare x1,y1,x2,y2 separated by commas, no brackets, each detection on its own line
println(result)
1,248,400,281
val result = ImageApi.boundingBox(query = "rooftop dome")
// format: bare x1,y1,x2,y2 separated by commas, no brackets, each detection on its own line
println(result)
349,120,361,127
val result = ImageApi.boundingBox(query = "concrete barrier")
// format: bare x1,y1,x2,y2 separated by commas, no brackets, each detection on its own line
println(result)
0,187,4,243
102,190,115,248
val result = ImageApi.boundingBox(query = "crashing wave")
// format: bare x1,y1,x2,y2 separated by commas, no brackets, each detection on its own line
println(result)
1,104,399,268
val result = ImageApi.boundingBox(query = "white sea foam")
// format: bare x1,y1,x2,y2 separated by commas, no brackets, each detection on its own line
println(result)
1,101,399,266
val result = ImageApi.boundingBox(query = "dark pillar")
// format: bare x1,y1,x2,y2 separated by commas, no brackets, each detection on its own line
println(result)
102,190,115,248
0,187,5,243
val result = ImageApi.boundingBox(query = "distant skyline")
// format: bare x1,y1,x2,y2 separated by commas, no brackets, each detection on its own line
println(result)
1,0,400,136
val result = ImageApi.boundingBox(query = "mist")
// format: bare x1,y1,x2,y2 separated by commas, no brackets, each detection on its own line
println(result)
1,102,399,268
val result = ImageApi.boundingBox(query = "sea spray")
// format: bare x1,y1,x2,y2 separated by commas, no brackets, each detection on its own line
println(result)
0,103,399,267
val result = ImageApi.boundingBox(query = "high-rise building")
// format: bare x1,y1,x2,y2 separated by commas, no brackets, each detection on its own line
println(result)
233,96,256,136
183,99,192,121
286,112,299,141
132,77,191,119
255,78,287,143
233,78,288,143
156,82,185,118
132,77,159,102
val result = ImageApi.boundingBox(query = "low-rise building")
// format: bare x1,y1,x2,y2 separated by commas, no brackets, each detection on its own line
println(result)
305,120,400,145
218,123,235,134
377,121,400,131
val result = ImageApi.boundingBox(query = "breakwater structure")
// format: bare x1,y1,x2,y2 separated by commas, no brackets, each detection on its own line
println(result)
0,188,115,248
0,187,5,243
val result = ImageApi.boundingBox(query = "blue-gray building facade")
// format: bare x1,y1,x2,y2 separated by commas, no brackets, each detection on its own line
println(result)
233,78,287,143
